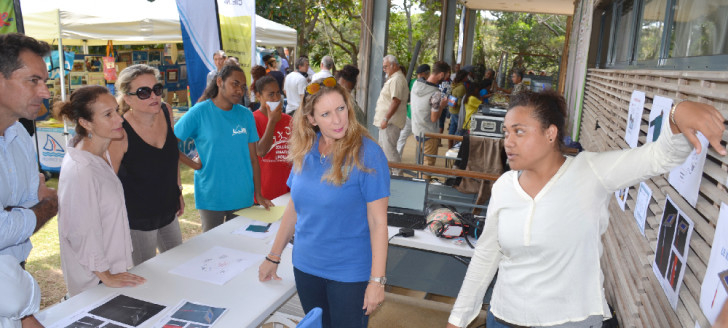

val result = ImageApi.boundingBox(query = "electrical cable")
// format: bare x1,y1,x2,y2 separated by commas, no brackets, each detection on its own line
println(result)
388,233,403,243
451,255,470,266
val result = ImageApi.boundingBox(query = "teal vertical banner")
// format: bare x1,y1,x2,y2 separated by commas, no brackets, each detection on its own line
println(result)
0,0,18,34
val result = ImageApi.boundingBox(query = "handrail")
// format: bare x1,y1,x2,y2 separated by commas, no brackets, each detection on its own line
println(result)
424,132,579,155
388,162,500,181
423,132,463,142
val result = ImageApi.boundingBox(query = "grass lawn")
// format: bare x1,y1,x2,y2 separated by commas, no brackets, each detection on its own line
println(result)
28,165,202,309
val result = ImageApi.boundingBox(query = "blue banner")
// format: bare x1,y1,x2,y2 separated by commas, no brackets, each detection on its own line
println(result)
176,0,220,106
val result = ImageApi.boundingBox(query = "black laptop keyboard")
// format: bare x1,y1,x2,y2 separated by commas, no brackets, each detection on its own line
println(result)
387,212,427,230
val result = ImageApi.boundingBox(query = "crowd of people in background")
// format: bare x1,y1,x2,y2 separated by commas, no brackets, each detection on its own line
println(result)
5,30,728,328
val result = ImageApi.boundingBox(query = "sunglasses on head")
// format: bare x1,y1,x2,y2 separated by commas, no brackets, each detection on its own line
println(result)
127,83,164,100
306,77,337,95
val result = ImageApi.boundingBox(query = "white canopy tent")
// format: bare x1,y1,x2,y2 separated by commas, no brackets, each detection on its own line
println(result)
20,0,296,101
20,0,297,47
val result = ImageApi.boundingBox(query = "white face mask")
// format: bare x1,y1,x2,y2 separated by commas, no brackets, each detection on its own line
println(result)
468,76,475,82
267,101,281,112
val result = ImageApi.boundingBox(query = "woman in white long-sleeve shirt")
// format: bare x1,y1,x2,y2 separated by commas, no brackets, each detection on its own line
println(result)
57,86,146,297
447,90,726,328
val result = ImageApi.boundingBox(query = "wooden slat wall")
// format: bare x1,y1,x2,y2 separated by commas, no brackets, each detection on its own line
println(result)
581,69,728,328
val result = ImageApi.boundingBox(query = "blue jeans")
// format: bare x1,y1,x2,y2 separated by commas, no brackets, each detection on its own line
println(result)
486,310,519,328
294,267,369,328
448,113,460,135
439,109,448,129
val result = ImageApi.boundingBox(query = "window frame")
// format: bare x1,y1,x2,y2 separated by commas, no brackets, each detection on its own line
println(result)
601,0,728,70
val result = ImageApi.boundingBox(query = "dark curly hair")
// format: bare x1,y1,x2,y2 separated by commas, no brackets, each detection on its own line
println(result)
199,64,245,102
508,90,567,152
0,33,51,78
334,64,360,87
249,65,267,94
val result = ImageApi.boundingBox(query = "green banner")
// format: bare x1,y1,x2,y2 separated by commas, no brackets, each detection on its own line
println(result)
0,0,18,34
216,0,255,84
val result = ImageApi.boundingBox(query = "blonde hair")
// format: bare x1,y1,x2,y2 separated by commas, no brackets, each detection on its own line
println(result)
115,64,162,114
288,81,372,186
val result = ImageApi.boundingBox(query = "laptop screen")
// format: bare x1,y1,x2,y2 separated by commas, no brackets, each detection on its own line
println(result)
389,177,427,212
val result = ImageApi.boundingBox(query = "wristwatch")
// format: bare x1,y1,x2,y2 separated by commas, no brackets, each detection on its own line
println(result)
370,276,387,286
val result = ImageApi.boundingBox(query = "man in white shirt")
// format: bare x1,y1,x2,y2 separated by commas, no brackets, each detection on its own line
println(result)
0,255,40,328
205,50,226,87
373,55,409,167
0,32,58,328
283,57,310,116
311,55,334,82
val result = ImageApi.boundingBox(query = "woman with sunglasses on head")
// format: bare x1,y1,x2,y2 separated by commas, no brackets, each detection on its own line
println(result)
56,86,146,297
108,64,185,266
252,75,293,200
446,91,726,328
175,64,274,232
258,77,390,328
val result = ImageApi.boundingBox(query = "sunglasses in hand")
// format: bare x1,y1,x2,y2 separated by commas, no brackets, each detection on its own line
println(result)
127,83,164,100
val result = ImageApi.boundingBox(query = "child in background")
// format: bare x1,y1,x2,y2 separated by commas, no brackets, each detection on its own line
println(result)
252,75,293,200
462,82,483,134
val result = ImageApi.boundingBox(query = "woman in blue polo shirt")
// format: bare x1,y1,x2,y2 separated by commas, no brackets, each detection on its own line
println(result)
174,64,273,232
258,77,390,328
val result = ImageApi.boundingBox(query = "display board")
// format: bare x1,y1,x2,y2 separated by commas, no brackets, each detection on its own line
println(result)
580,68,728,327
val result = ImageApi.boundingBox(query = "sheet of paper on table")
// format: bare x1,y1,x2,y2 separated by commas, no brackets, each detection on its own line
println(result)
232,220,281,239
168,246,264,285
155,300,227,328
234,205,285,223
48,294,166,328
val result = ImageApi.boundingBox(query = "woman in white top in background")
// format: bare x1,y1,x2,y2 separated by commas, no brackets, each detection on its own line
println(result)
447,90,726,328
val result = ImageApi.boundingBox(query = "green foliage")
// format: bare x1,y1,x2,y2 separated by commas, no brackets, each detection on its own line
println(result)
474,11,566,76
386,0,441,74
308,1,362,68
256,1,565,78
257,0,359,62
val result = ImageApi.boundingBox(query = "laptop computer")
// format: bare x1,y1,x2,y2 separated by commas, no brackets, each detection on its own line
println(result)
387,177,428,230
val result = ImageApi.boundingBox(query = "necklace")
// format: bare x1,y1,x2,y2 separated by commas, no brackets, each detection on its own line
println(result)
319,140,332,165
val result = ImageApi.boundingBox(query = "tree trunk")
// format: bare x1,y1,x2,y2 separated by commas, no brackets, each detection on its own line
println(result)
404,0,414,62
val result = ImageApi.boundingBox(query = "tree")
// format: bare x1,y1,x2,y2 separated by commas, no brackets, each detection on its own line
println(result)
257,0,361,67
387,0,441,74
315,1,362,66
256,0,321,57
472,14,501,69
488,11,566,75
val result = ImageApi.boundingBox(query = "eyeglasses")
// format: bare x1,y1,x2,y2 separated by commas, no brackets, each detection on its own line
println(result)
306,77,337,95
127,83,164,100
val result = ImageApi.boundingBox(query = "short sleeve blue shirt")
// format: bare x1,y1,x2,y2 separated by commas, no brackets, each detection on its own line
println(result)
174,100,259,211
287,134,390,282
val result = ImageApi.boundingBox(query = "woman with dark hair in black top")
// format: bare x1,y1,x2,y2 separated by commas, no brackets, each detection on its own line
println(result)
109,64,185,266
